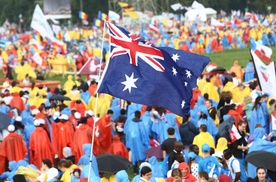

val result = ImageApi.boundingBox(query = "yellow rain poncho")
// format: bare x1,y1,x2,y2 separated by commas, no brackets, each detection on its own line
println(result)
193,132,215,157
88,94,112,117
63,75,75,92
232,86,251,104
201,82,219,102
215,137,228,152
15,64,25,81
222,81,236,92
23,64,36,79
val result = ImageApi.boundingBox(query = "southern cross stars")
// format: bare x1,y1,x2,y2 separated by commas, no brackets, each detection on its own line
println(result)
171,53,180,62
185,69,192,78
181,100,186,108
121,72,138,93
172,67,177,76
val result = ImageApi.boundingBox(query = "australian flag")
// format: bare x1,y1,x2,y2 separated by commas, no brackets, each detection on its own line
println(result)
97,22,210,117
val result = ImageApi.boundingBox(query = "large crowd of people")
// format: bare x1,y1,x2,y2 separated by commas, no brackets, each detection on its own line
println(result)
1,9,276,182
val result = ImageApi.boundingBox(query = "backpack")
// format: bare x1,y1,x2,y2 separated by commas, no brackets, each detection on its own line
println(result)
219,165,233,181
230,159,248,182
205,159,220,178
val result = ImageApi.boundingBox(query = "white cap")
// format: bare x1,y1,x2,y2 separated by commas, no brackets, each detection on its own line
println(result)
31,109,40,115
34,119,41,126
15,116,22,122
52,112,60,120
58,114,69,120
46,168,59,181
74,112,81,119
39,118,45,125
85,110,94,117
8,125,15,132
212,151,224,159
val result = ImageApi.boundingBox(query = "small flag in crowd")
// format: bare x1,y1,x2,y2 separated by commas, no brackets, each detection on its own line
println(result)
250,38,272,63
97,23,209,117
78,58,106,75
98,11,108,21
94,18,103,27
230,124,241,143
79,11,88,20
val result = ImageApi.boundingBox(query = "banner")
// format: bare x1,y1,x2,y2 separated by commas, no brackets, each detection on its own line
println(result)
251,50,276,99
43,0,71,19
31,5,63,46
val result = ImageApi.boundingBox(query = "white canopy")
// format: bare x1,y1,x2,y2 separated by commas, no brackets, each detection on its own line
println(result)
185,8,217,22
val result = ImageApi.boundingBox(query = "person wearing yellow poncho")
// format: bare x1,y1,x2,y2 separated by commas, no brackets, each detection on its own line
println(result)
23,63,36,79
27,83,40,107
10,81,21,94
197,76,207,92
222,80,236,92
201,80,219,102
58,160,77,182
215,137,228,152
15,62,25,81
232,84,251,104
94,46,102,58
63,75,75,92
101,174,116,182
193,125,215,157
87,93,112,117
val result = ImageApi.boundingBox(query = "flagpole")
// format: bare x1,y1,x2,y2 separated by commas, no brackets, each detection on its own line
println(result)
87,21,106,182
249,49,263,91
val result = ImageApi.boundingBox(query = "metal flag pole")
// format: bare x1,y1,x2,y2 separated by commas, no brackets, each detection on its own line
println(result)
87,21,106,182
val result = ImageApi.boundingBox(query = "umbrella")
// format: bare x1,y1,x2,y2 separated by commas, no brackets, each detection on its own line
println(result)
49,94,71,101
96,154,131,173
144,146,163,159
210,67,226,73
0,112,11,129
245,150,276,171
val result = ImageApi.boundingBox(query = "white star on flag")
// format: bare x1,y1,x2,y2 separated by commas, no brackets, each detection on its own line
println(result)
184,82,188,86
181,100,186,108
171,53,180,62
121,72,138,93
172,67,178,76
185,69,192,78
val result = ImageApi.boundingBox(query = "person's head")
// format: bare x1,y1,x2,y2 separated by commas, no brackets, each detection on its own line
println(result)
256,167,266,181
134,110,141,119
174,153,184,163
201,144,210,156
63,147,72,158
42,159,52,170
205,99,212,109
140,166,152,180
190,144,200,156
167,127,175,136
107,109,114,117
198,171,209,181
269,99,276,107
199,124,207,133
203,93,209,100
174,141,184,152
120,109,126,115
237,83,245,91
223,148,233,160
261,94,269,102
178,162,189,179
171,168,182,182
58,160,73,172
238,121,247,133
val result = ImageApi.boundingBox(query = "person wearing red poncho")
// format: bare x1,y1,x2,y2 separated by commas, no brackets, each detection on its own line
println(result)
97,110,113,154
73,117,91,163
30,119,54,169
52,114,74,158
0,125,27,163
107,135,129,159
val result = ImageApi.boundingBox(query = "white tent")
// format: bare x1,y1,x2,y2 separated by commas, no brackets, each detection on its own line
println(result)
185,8,217,22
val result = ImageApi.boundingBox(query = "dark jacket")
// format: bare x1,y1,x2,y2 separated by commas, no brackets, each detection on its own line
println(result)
179,121,199,146
218,116,235,141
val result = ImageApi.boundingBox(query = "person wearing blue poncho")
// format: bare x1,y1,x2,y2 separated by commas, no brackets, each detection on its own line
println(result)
0,161,18,181
77,144,99,176
80,164,100,182
244,60,255,82
141,109,152,137
125,111,150,174
131,162,155,182
197,105,218,138
250,96,266,133
247,128,276,178
115,170,129,182
148,156,163,179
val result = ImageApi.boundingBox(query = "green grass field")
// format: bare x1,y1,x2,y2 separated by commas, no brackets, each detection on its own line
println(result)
1,47,276,86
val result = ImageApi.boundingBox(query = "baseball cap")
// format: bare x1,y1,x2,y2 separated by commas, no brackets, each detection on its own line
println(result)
74,112,81,119
15,116,22,122
58,114,69,120
52,112,60,120
187,152,197,160
202,143,210,152
8,125,15,132
212,151,224,159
